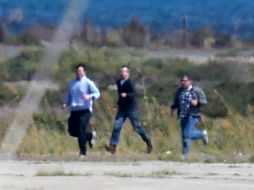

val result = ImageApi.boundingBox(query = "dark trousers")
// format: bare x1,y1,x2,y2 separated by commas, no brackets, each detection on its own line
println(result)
68,109,92,155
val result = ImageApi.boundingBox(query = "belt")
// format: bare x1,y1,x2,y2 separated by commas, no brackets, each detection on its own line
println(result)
181,115,200,119
71,109,90,114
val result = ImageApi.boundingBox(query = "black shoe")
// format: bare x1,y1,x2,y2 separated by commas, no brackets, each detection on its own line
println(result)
105,144,116,154
146,139,153,154
88,140,93,148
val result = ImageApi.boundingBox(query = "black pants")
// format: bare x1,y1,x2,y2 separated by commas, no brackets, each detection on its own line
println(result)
68,109,92,155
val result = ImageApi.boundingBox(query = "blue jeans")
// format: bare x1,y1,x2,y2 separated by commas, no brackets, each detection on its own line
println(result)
110,109,150,146
180,117,204,155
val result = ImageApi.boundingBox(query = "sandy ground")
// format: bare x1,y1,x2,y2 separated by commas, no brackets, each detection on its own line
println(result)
0,160,253,190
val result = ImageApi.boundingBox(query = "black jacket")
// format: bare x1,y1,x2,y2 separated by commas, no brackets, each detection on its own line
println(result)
116,78,138,111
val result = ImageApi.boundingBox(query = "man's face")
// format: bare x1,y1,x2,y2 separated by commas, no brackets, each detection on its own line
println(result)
181,76,191,89
76,66,86,78
120,67,129,80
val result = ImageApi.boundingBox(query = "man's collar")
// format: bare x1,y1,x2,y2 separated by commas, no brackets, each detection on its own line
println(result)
182,85,192,91
76,76,86,81
120,77,129,81
187,85,193,91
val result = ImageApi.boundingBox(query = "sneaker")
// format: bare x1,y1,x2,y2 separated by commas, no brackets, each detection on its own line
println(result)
88,131,96,148
105,144,116,154
79,154,87,160
202,130,208,145
180,154,189,161
146,139,153,154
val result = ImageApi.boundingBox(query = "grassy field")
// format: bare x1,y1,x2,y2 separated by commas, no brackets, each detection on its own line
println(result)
0,45,254,162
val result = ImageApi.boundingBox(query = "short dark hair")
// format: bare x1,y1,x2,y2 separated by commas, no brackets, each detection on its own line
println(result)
75,63,86,70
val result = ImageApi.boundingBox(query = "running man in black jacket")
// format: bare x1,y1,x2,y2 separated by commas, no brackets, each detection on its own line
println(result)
106,66,152,154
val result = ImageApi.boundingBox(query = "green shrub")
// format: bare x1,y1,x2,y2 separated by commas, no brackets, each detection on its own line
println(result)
203,89,228,118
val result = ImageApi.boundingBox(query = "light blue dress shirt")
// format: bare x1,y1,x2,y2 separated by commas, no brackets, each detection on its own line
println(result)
64,76,100,112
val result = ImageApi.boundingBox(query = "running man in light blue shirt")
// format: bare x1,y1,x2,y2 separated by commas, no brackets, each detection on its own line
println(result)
62,63,100,159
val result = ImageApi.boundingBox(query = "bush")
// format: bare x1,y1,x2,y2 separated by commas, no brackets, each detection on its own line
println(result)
18,33,40,45
122,17,150,47
0,82,20,105
33,112,65,134
217,81,254,115
41,89,64,108
0,49,41,81
214,34,232,47
203,89,228,118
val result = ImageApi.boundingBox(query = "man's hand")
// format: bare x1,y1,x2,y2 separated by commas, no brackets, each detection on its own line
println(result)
171,108,175,117
191,99,198,106
62,104,68,110
121,93,127,98
83,94,92,101
113,105,118,112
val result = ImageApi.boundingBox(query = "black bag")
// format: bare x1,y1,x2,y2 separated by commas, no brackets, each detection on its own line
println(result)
192,86,207,105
